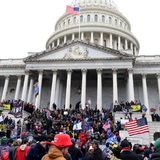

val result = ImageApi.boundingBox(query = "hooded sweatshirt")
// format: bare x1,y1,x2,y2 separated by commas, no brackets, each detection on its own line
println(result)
15,144,30,160
42,145,65,160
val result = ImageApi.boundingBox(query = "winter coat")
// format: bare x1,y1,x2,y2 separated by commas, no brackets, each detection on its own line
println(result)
68,146,83,160
41,145,66,160
150,152,160,160
25,143,46,160
93,147,103,160
84,151,94,160
14,144,30,160
0,145,10,160
120,150,143,160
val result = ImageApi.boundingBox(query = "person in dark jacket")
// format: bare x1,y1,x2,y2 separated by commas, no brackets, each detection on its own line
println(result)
120,139,143,160
8,140,20,160
84,145,95,160
68,138,83,160
25,141,46,160
91,140,103,160
150,138,160,160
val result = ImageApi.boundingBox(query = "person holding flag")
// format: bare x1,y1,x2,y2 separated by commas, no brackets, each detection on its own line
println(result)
34,82,39,97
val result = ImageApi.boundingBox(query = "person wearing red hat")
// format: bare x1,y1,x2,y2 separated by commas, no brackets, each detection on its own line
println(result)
41,133,72,160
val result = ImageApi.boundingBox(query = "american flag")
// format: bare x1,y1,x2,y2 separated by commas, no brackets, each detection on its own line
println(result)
66,5,80,15
125,118,149,136
102,120,110,132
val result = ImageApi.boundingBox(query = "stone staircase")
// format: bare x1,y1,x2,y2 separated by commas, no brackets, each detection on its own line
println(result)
115,112,160,145
114,112,143,122
2,110,30,125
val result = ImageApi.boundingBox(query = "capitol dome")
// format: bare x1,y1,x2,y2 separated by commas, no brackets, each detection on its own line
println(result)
46,0,139,55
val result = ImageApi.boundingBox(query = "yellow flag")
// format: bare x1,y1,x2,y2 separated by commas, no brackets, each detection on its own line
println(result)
131,105,141,112
3,104,11,110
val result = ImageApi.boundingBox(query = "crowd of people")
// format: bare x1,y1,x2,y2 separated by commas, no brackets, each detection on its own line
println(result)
0,99,160,159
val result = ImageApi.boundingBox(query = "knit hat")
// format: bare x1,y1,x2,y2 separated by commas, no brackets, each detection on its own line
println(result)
120,139,130,148
1,136,8,145
154,138,160,152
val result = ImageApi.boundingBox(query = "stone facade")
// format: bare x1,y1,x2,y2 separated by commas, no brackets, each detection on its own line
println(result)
0,0,160,114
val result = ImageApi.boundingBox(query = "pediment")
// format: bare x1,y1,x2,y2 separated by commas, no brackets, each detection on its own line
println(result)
25,41,132,62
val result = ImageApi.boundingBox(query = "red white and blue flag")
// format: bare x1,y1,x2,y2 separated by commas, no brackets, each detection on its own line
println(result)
66,5,80,15
102,120,111,132
125,118,149,136
34,82,39,97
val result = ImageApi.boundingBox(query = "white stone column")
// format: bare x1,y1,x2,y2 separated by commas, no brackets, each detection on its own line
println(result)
72,33,75,41
97,69,102,111
1,76,9,102
91,32,94,43
49,70,57,110
55,77,60,106
52,42,55,48
118,36,121,50
157,74,160,103
35,71,43,109
15,76,21,100
125,39,128,50
64,35,67,44
128,69,135,101
142,74,149,113
81,32,84,41
21,72,29,102
81,69,87,109
65,70,72,109
112,69,118,103
100,32,103,46
27,78,34,103
109,33,113,48
130,42,133,51
134,45,137,55
57,38,60,46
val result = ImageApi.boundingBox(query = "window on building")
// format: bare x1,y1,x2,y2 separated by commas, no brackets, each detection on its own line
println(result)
104,40,106,47
102,15,105,23
95,15,98,22
87,15,90,22
58,24,61,30
80,15,83,23
109,16,112,24
94,39,98,45
115,19,117,25
73,17,76,24
68,19,70,25
63,22,65,27
120,21,122,27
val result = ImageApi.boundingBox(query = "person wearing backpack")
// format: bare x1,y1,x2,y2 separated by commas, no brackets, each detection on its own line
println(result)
0,136,10,160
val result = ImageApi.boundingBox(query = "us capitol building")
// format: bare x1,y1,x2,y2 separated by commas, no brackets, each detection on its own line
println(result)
0,0,160,117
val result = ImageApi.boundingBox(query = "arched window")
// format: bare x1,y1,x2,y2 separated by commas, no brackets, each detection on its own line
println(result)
58,24,61,30
94,39,98,45
80,15,83,23
63,22,65,27
102,15,105,23
68,19,70,25
115,19,117,25
73,17,76,24
95,15,98,22
120,21,122,27
109,16,112,24
87,15,90,22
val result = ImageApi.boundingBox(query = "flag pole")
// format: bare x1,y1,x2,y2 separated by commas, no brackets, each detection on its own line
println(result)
78,1,81,41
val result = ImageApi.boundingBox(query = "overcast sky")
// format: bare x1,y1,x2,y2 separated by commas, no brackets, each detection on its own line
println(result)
0,0,159,59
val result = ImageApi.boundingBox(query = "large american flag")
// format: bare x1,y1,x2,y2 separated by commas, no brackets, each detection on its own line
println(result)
125,118,149,136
